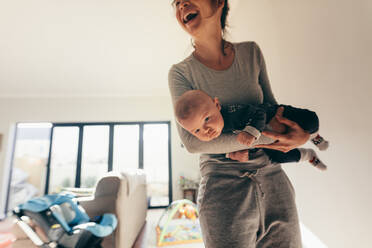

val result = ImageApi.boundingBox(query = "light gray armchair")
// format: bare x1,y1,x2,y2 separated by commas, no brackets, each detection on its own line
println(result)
79,170,147,248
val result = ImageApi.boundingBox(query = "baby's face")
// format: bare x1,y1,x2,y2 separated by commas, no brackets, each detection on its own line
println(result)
180,97,224,141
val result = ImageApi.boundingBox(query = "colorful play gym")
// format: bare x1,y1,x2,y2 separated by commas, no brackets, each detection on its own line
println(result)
156,199,202,247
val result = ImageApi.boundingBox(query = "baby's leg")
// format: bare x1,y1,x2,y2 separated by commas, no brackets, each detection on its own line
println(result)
267,116,287,134
270,105,330,151
298,148,327,171
263,148,327,171
263,149,301,163
310,133,329,151
266,105,315,134
280,105,319,133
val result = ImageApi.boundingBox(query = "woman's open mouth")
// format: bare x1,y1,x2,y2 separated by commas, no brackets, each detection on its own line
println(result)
183,11,198,25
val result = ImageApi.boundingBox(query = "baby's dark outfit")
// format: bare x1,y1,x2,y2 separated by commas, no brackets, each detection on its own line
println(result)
221,103,319,163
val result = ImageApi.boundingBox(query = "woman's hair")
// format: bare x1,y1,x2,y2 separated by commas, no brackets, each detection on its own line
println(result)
220,0,229,35
220,0,230,55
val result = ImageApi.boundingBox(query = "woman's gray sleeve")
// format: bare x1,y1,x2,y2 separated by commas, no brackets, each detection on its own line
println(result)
254,42,278,105
168,65,250,154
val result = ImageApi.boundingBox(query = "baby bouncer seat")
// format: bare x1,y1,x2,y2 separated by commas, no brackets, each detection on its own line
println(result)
13,193,117,248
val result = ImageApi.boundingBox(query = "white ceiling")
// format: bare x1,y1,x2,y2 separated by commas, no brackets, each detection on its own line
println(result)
0,0,240,98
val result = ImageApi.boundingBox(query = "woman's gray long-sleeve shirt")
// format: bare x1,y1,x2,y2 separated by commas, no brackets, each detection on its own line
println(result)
168,41,278,175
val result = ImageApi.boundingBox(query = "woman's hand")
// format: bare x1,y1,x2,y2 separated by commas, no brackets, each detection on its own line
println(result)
254,107,310,152
227,149,249,162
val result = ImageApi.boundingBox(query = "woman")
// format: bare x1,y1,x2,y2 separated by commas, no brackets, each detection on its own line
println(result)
168,0,309,247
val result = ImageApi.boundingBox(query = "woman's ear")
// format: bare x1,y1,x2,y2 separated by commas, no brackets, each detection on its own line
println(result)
217,0,225,9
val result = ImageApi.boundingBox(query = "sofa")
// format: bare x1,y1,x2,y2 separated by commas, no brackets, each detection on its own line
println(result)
78,170,147,248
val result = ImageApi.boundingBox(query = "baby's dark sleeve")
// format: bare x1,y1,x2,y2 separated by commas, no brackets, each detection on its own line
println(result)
239,106,267,139
250,107,267,132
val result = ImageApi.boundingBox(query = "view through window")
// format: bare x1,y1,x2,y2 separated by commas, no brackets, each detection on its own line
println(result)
144,124,170,206
49,126,79,193
7,123,52,211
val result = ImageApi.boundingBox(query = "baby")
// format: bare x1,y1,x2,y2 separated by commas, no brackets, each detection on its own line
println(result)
175,90,329,170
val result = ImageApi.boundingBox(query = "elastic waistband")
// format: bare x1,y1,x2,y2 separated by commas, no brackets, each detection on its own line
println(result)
200,162,282,178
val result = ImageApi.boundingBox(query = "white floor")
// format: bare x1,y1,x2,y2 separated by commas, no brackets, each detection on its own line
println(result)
3,209,326,247
146,209,205,248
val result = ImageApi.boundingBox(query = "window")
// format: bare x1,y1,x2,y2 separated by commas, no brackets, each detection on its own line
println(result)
81,125,109,188
7,123,52,211
49,126,79,193
7,121,172,210
144,124,170,206
113,125,139,172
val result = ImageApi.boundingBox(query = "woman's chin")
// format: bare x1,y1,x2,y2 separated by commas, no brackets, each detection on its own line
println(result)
184,20,201,35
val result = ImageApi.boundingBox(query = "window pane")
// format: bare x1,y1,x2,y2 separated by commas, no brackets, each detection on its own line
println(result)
49,127,79,193
113,125,139,172
81,125,109,188
144,124,169,207
8,123,51,210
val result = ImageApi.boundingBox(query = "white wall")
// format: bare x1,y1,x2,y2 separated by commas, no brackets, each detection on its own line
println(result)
0,0,184,97
0,96,199,211
228,0,372,247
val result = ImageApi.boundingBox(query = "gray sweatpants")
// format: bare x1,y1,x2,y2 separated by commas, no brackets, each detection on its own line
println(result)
197,163,302,248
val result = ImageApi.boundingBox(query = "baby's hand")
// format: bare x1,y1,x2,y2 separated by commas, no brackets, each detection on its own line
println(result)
237,132,256,147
